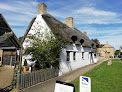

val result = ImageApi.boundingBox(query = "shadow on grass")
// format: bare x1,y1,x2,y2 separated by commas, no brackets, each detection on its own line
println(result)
0,85,13,92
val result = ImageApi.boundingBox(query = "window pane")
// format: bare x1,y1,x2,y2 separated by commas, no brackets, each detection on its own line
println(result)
67,51,70,61
82,52,84,59
73,52,76,60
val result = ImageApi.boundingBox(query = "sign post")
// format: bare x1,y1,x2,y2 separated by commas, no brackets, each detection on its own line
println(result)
80,76,91,92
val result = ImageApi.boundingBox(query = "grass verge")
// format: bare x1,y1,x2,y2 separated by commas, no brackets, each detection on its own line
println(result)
111,58,121,61
71,61,122,92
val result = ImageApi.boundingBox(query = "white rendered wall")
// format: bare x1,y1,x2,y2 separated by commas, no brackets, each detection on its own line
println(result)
22,14,97,76
59,45,92,76
22,14,51,66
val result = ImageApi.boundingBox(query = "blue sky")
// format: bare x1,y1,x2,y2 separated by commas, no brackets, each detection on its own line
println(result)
0,0,122,49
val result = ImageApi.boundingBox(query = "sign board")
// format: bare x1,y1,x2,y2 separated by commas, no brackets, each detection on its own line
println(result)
80,76,91,92
54,81,75,92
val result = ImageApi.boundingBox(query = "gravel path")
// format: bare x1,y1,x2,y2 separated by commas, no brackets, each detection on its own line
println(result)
20,59,107,92
0,65,14,88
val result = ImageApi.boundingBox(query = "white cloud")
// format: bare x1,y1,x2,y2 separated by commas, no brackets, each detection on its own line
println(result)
0,1,38,26
0,1,37,16
76,7,117,16
72,7,122,24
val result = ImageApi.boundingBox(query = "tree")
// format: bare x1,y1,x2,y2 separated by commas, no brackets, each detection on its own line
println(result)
115,50,120,57
24,29,67,69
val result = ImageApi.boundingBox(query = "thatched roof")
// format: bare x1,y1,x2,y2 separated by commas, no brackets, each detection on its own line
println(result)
22,13,97,48
0,13,22,48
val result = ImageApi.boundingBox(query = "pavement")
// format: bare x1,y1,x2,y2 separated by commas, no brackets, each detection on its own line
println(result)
19,58,106,92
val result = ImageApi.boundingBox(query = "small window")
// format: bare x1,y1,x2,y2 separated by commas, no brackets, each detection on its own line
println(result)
71,36,77,43
91,43,94,48
67,51,70,61
82,52,84,59
73,52,76,60
94,54,96,58
79,39,84,45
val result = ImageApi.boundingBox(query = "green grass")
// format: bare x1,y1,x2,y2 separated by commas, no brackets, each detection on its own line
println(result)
111,58,121,61
71,61,122,92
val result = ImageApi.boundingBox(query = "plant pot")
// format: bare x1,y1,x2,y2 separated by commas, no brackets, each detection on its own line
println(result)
34,67,39,70
23,66,28,72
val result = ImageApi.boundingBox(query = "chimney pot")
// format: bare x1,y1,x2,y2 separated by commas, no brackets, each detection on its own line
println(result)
65,17,74,30
37,3,47,15
84,32,87,35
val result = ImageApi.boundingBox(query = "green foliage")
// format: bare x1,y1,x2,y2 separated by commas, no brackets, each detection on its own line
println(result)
71,61,122,92
23,59,27,66
115,50,120,55
35,61,40,68
120,52,122,55
24,30,67,69
111,58,121,61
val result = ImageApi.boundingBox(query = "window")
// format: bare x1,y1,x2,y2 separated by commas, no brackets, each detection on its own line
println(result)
66,51,70,61
79,39,84,45
73,52,76,60
71,36,77,43
94,54,96,58
82,52,84,59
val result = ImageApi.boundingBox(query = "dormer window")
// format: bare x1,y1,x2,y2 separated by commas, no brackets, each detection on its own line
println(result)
91,43,94,48
71,36,77,43
79,39,84,45
96,45,98,48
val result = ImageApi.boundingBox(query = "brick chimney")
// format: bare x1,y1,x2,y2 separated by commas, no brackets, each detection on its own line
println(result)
84,32,87,35
65,17,74,30
37,3,47,15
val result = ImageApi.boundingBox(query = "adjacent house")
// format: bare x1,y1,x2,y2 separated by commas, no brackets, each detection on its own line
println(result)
0,13,22,66
97,41,115,58
21,3,98,76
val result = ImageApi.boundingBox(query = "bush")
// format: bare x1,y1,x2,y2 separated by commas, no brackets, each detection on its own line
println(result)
24,29,67,69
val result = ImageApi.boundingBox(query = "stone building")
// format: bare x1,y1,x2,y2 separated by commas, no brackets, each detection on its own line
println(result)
97,41,115,58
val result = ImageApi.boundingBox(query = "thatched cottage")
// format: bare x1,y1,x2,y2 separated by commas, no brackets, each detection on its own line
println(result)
21,3,98,76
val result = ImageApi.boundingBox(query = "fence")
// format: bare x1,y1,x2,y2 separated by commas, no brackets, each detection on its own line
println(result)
18,67,59,90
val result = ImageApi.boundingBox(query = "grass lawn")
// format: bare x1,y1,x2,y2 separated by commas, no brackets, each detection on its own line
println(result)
111,58,121,61
71,61,122,92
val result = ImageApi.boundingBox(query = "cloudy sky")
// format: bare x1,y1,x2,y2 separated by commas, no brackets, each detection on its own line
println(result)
0,0,122,49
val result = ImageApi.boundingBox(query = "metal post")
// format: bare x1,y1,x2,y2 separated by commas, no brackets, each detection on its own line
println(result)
17,48,22,91
10,56,12,67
